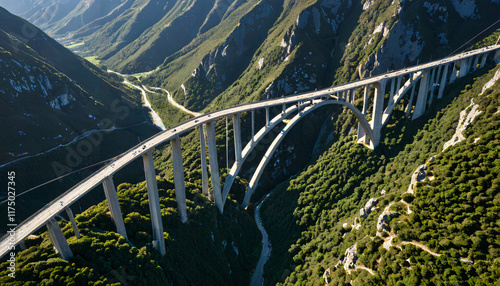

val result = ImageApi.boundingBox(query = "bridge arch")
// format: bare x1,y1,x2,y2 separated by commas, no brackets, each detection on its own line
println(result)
239,99,373,207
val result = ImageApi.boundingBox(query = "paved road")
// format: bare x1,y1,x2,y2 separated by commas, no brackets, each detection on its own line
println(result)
0,45,498,259
143,86,202,117
123,80,166,130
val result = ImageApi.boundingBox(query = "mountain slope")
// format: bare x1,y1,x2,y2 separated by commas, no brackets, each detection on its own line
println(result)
260,39,500,284
0,6,151,164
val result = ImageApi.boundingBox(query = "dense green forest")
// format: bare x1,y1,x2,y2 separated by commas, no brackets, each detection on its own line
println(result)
260,52,500,284
0,179,260,285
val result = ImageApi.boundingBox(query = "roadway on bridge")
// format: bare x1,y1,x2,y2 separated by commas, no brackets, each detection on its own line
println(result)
1,44,499,259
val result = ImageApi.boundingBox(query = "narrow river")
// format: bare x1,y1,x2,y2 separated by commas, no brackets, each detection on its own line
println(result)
250,192,272,286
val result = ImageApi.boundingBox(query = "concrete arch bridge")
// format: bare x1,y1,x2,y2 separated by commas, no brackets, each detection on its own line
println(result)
1,45,499,259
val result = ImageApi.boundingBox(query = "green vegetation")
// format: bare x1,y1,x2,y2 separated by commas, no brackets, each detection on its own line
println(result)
0,178,260,285
65,42,85,49
261,61,500,284
84,56,101,66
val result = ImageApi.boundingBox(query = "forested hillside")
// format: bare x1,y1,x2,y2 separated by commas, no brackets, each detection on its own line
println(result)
260,38,500,284
0,7,159,233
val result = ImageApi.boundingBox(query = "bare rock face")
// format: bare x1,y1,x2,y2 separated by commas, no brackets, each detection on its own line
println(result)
360,198,379,219
377,212,394,232
407,164,427,194
343,243,357,273
363,21,424,77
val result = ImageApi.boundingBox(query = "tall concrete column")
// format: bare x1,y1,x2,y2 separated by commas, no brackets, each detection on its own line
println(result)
396,76,402,97
206,120,223,213
472,55,479,71
357,85,369,141
171,137,188,223
233,114,242,163
282,103,286,114
438,64,449,99
435,66,443,90
265,107,270,126
199,125,209,197
495,49,500,63
142,150,166,255
480,53,488,68
251,110,255,143
102,176,128,240
458,58,469,78
371,80,386,147
405,84,416,117
65,207,80,239
46,218,73,260
450,63,457,83
412,69,429,120
428,68,437,105
388,78,396,107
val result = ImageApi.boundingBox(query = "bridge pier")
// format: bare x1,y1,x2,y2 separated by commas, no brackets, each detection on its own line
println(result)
412,69,429,120
46,218,73,260
472,55,479,71
405,75,416,117
233,114,242,163
142,150,166,255
206,120,223,213
251,110,255,143
102,176,128,239
265,107,270,126
396,76,402,98
458,58,469,78
171,137,188,223
64,207,80,239
357,85,369,141
480,53,488,68
438,64,449,99
495,49,500,63
450,63,458,83
428,68,437,105
370,80,386,148
199,125,209,197
388,78,396,107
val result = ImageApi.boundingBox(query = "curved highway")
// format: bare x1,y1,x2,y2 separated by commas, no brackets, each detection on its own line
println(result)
0,45,498,259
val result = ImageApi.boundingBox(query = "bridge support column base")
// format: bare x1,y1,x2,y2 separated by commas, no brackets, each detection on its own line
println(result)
65,207,81,239
206,121,223,214
103,177,128,240
412,69,429,120
143,150,166,255
172,137,188,223
437,64,449,99
46,218,73,260
199,125,209,198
